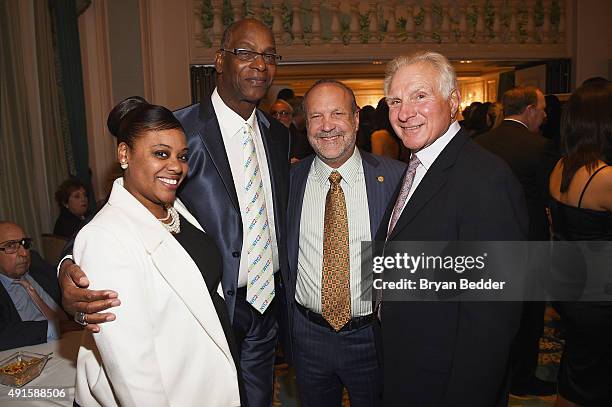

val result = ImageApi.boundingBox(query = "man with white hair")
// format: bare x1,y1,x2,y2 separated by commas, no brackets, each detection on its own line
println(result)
378,51,528,406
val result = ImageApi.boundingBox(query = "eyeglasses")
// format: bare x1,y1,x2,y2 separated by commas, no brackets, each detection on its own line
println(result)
271,110,292,117
221,48,282,65
0,238,33,254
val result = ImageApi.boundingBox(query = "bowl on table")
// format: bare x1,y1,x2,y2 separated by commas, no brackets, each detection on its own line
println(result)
0,351,52,387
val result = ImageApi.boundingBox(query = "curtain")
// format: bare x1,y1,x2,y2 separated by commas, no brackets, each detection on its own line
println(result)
0,0,71,249
34,0,72,224
49,0,92,199
1,0,47,246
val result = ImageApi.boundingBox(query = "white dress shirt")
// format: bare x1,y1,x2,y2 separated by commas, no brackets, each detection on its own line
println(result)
396,120,461,216
211,89,279,287
503,118,529,129
295,148,373,317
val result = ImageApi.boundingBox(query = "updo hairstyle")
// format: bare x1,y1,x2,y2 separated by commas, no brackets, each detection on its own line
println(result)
107,96,184,148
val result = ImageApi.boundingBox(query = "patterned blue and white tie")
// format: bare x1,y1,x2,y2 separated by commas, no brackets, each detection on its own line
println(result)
243,123,275,313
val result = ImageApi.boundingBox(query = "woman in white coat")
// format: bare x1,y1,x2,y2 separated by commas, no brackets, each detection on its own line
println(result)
73,97,241,406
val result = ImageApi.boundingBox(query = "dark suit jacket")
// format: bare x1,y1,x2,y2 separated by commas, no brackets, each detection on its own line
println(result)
380,128,528,407
0,251,63,351
289,124,314,159
173,95,291,322
286,151,406,325
477,120,558,240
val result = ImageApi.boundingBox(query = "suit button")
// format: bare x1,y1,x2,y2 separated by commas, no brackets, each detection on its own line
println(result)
226,290,234,296
232,251,239,257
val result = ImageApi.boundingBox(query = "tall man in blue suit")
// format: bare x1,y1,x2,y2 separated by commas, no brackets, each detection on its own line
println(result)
286,80,405,407
57,19,289,407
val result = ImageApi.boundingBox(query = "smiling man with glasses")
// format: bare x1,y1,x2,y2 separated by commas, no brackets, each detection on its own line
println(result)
0,221,77,351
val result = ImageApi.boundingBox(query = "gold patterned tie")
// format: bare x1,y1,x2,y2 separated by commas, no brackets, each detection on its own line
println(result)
321,171,351,331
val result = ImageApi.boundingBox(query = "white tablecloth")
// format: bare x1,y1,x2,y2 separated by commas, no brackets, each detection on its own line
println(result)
0,331,82,406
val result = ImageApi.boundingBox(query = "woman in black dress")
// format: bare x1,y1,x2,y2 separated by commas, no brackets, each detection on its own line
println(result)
548,82,612,407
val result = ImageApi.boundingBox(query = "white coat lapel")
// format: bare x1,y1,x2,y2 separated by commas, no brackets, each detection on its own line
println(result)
108,180,234,364
149,237,234,364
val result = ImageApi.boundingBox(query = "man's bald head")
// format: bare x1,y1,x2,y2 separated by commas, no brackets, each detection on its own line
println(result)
0,222,23,240
220,18,272,50
0,221,31,279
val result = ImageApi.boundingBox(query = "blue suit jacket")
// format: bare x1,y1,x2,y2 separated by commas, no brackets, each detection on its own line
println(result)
174,95,290,321
286,151,406,322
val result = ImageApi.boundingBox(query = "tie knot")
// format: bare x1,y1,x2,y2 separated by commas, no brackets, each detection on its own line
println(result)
329,171,342,185
17,278,33,290
243,123,254,138
408,153,421,171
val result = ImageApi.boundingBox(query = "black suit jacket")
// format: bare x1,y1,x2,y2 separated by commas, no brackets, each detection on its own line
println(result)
0,251,63,351
173,95,291,321
380,128,528,407
477,120,558,240
289,124,314,159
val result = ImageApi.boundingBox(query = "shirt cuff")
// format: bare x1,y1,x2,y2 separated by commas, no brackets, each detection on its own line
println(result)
47,320,60,341
56,254,74,277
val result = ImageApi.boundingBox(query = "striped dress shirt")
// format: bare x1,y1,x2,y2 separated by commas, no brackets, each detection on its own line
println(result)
295,148,373,317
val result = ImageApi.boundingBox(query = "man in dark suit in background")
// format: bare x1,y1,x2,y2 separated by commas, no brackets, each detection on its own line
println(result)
380,51,528,407
477,86,557,396
287,80,405,406
58,19,289,406
287,96,315,161
477,86,553,241
0,221,77,351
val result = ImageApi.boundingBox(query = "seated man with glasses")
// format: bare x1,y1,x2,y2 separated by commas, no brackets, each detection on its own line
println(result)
0,221,77,351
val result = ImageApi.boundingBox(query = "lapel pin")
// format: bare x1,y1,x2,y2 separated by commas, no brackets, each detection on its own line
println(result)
377,176,384,183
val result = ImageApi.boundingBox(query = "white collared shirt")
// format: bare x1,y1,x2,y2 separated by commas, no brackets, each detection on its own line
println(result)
211,89,279,287
295,148,373,316
503,118,529,129
397,120,461,216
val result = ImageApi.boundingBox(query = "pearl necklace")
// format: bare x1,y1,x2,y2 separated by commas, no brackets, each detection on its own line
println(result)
158,206,181,234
